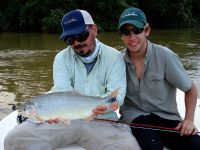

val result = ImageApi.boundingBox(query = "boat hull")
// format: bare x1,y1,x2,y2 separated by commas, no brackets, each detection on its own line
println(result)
0,89,199,150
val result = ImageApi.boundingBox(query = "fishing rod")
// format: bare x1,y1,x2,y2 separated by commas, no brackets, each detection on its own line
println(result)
94,118,200,135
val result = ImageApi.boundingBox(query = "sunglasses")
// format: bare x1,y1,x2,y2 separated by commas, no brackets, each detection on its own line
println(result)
64,26,90,45
119,27,145,36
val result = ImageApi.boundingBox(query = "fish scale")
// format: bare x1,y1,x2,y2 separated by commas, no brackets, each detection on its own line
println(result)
18,90,118,122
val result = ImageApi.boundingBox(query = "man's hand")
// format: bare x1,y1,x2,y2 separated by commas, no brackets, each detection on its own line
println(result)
92,106,108,115
175,119,198,136
47,118,60,124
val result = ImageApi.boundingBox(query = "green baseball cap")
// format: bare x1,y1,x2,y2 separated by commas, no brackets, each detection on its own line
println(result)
119,7,147,29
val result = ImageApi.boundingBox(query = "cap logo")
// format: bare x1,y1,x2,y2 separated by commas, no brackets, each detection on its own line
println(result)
60,9,94,39
64,17,77,25
122,12,137,18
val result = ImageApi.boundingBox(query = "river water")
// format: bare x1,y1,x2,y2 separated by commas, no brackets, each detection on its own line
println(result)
0,28,200,119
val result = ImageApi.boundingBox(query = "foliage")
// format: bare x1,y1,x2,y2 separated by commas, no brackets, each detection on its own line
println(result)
83,0,133,31
0,0,199,32
138,0,194,28
42,9,64,33
1,0,24,31
0,11,3,31
192,0,200,26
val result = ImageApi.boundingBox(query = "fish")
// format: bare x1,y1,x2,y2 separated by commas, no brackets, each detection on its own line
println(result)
18,89,119,124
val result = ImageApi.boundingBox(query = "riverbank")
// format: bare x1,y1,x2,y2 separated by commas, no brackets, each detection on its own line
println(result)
0,91,16,120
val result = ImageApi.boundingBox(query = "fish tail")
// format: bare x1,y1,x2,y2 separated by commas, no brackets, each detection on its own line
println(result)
108,97,117,103
106,88,120,111
107,98,118,111
110,88,120,98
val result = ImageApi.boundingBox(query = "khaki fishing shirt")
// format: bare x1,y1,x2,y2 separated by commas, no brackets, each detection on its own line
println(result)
51,39,126,120
120,40,192,122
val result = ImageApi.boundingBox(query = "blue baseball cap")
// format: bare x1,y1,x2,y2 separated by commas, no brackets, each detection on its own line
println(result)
119,7,147,29
60,9,94,39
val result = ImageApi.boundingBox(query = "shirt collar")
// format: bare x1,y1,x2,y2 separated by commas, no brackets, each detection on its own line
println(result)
145,40,152,62
70,38,102,61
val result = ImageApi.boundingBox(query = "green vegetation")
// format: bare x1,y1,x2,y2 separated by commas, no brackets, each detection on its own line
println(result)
0,0,199,32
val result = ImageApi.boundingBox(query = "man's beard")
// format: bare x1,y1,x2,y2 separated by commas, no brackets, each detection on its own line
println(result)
74,44,92,57
74,43,87,50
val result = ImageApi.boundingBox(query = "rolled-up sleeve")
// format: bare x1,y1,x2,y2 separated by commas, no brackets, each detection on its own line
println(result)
165,50,192,92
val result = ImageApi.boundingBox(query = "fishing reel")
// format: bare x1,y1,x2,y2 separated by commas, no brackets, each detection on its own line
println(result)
16,114,28,124
12,104,28,124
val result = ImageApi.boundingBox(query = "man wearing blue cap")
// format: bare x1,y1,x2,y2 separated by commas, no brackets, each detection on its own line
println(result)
118,7,200,150
4,9,140,150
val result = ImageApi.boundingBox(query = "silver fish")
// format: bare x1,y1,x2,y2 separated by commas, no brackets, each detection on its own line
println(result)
18,89,119,123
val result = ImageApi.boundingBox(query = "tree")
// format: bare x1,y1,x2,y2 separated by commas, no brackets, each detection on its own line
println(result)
138,0,194,28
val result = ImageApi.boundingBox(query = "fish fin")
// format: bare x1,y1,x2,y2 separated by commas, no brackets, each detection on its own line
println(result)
110,88,120,98
84,114,96,122
35,116,45,123
61,119,71,125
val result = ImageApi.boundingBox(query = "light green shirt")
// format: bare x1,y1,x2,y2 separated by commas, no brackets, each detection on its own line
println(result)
120,40,192,122
51,39,126,120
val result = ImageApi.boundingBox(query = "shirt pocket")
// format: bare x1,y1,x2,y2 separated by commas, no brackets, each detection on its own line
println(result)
146,74,165,99
92,75,106,95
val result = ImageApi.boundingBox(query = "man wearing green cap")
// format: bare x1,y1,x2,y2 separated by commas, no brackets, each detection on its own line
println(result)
118,7,200,150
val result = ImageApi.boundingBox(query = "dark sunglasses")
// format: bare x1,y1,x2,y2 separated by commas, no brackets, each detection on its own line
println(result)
119,27,145,36
64,26,90,45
